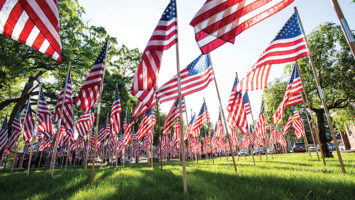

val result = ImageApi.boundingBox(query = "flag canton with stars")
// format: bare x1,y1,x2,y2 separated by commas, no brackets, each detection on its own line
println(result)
160,0,176,21
39,89,46,101
187,54,211,76
198,103,207,115
190,114,196,125
243,93,249,104
145,108,153,117
289,64,301,84
260,102,264,114
114,88,120,101
1,116,8,130
94,40,108,65
231,77,239,92
272,12,302,42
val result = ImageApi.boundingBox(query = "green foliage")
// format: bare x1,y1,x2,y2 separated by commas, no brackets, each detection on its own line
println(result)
0,153,354,199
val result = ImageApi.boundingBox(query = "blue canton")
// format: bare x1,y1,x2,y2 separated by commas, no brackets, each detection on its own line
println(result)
243,92,249,104
272,12,302,42
289,63,300,84
160,0,176,21
187,54,211,76
94,40,108,65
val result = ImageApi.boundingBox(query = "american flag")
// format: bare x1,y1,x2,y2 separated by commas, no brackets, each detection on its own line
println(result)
136,108,155,140
0,0,62,61
132,98,156,120
105,117,112,138
23,141,30,155
184,113,196,140
74,39,108,112
249,132,257,147
214,114,223,138
242,134,249,149
292,109,304,139
71,136,84,151
131,0,177,106
37,88,53,138
162,98,185,136
23,100,35,142
123,111,133,145
190,0,294,54
110,87,121,135
6,110,21,152
39,136,51,151
142,133,151,152
97,123,108,146
272,64,303,124
0,115,8,151
172,117,181,144
227,78,248,135
283,115,293,134
54,69,73,132
243,92,251,115
132,131,139,154
193,102,210,137
157,54,214,104
255,102,266,138
234,11,308,92
76,108,95,138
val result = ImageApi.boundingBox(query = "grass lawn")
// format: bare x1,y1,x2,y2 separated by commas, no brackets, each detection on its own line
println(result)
0,152,354,200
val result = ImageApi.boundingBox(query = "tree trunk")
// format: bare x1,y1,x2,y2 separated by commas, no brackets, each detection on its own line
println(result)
316,111,333,157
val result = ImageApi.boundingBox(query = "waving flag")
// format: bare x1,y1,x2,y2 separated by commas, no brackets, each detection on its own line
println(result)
255,102,266,138
39,136,51,151
192,102,209,138
110,87,121,135
75,39,108,112
157,54,214,104
131,0,177,106
292,109,305,139
37,88,53,138
163,98,185,136
243,92,251,115
76,108,94,138
190,0,294,54
54,69,73,131
23,100,35,142
6,110,21,152
234,11,308,91
123,111,133,145
183,114,196,140
0,0,62,61
0,115,8,151
136,108,156,140
172,117,181,144
272,64,303,124
283,115,293,134
214,114,223,138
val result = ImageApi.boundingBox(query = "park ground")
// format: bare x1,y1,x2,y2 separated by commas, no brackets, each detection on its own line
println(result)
0,153,354,200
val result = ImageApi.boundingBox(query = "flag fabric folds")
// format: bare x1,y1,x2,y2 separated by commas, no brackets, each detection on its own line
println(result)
74,40,108,112
255,102,266,139
234,11,308,92
76,108,94,138
5,110,21,152
0,0,62,61
123,111,133,145
0,115,8,151
190,0,294,54
136,108,156,140
110,87,122,135
163,98,185,136
157,54,214,104
292,109,305,139
243,92,251,115
23,100,35,142
272,64,303,124
192,102,209,138
37,88,53,138
131,0,177,106
283,115,294,134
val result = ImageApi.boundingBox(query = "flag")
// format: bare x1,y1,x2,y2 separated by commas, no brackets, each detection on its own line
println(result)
157,54,214,104
37,88,53,138
162,98,185,136
272,64,303,124
292,108,304,139
243,92,251,115
184,113,196,140
234,11,308,91
23,100,35,142
0,115,8,151
76,108,95,138
123,111,133,145
227,77,248,135
136,108,156,140
39,136,51,151
131,0,177,106
54,69,73,131
190,0,294,54
255,102,266,138
110,87,121,135
132,98,156,119
283,115,293,134
214,114,223,138
5,110,21,152
172,117,181,144
0,0,62,61
74,39,108,112
192,102,210,138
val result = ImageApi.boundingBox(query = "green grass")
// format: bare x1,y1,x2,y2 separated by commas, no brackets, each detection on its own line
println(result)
1,153,354,200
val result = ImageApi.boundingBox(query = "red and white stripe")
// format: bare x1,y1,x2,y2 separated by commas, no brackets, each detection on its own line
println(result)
54,71,73,132
110,88,121,135
37,90,53,138
135,109,155,140
234,64,271,91
163,98,185,136
227,91,248,135
23,102,35,143
0,0,61,61
76,109,94,138
190,0,294,54
5,112,21,152
0,116,8,151
283,115,293,134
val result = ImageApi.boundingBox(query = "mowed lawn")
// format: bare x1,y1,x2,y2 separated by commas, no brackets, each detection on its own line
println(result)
1,153,354,200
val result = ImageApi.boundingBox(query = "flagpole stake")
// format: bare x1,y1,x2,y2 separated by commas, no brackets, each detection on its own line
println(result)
295,7,345,173
209,54,237,173
154,100,163,171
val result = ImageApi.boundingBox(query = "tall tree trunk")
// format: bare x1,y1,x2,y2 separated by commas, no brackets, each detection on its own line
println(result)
315,111,333,158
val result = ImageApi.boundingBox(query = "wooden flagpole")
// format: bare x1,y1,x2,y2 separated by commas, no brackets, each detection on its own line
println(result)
27,83,42,175
84,128,91,170
115,83,119,168
189,109,194,165
151,125,154,167
329,0,355,59
209,54,237,173
154,100,163,170
203,97,214,165
296,7,345,173
91,35,110,183
174,1,187,193
50,63,71,176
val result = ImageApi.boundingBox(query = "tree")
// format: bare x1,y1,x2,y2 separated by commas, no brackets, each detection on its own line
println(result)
264,23,355,157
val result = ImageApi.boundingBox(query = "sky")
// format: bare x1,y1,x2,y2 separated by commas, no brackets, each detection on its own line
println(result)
78,0,355,128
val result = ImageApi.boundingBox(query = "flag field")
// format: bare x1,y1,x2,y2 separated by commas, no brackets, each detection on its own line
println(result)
1,153,354,200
